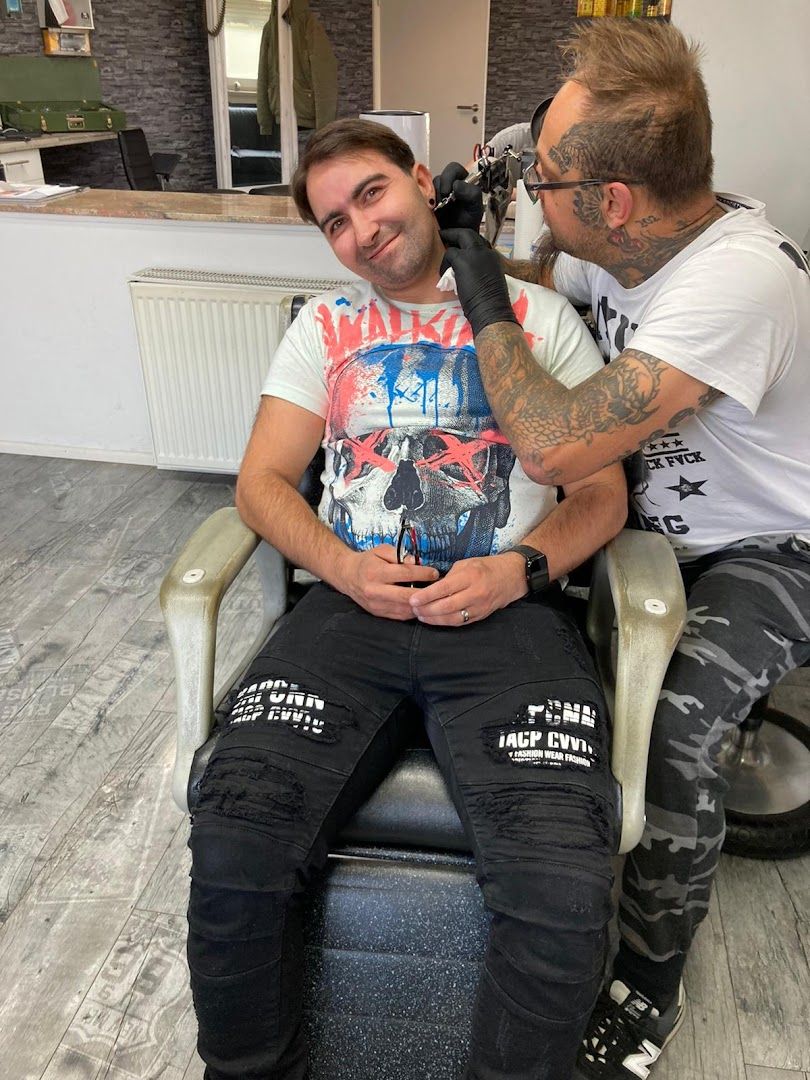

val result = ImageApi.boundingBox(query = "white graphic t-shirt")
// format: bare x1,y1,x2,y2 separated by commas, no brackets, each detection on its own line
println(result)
553,193,810,560
262,277,603,572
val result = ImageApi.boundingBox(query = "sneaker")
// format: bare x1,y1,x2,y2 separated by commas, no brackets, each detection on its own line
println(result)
576,979,686,1078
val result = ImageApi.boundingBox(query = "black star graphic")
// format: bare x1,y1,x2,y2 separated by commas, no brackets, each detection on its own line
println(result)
648,441,659,452
672,438,684,448
659,439,671,451
667,475,708,501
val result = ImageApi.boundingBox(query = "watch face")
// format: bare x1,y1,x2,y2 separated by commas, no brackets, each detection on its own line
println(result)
526,552,549,592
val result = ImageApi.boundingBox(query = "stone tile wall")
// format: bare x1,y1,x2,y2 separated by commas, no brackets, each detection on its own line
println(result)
0,0,217,189
0,2,573,188
485,0,578,138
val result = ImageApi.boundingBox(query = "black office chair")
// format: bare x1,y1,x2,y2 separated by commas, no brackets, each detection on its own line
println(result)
118,128,181,191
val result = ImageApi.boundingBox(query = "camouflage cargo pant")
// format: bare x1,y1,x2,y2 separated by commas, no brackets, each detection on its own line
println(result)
619,535,810,963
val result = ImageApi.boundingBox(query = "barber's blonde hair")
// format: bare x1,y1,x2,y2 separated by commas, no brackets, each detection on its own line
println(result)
559,18,713,209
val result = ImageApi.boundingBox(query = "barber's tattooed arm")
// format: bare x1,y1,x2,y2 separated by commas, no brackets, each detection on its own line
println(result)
474,327,723,485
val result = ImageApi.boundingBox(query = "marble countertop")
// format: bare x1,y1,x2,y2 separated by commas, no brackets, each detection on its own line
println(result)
0,187,310,225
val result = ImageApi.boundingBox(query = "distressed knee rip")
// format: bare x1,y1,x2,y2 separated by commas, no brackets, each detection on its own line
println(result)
469,783,615,856
195,750,309,829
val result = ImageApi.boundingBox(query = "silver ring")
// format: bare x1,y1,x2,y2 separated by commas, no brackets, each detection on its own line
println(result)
461,608,470,624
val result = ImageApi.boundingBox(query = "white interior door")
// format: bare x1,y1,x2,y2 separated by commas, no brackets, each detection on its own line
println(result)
374,0,490,172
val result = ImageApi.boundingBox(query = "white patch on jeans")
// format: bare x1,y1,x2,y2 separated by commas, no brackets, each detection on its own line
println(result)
230,677,327,735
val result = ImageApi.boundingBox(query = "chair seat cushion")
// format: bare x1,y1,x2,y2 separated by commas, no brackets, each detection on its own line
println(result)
338,748,470,853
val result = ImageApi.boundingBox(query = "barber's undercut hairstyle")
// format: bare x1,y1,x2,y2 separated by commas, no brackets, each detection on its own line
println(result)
292,118,416,226
559,18,713,210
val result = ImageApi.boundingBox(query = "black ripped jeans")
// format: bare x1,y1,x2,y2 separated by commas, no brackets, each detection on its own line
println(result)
187,584,619,1080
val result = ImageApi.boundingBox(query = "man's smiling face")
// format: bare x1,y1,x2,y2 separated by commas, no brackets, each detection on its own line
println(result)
306,149,442,298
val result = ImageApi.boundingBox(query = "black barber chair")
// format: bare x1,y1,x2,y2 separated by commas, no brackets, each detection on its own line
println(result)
161,484,685,1078
118,128,181,191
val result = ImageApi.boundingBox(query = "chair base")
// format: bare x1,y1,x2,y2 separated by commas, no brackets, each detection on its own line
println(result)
720,707,810,859
303,848,488,1079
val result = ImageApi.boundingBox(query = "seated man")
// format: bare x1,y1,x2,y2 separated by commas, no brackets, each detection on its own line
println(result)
186,118,628,1080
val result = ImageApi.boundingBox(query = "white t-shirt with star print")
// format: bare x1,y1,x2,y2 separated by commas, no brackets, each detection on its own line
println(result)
553,192,810,560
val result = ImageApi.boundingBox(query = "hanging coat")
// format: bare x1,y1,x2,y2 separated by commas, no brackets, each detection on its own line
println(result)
256,0,338,135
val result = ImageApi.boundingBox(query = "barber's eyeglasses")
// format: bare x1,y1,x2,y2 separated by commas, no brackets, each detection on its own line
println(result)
396,514,421,566
522,162,644,204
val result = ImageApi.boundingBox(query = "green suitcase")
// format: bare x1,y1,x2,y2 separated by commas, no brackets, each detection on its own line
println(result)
0,56,126,134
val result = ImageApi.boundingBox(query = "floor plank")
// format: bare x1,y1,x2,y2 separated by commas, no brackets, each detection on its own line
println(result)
0,550,172,753
0,623,174,923
52,911,197,1080
746,1068,808,1080
654,886,747,1080
0,896,132,1080
717,855,810,1072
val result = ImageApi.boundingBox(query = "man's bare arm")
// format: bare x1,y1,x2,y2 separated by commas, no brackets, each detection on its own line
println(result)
474,324,721,486
514,461,627,579
236,397,354,586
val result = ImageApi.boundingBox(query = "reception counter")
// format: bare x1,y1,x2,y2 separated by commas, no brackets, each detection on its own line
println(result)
0,189,353,465
0,187,306,226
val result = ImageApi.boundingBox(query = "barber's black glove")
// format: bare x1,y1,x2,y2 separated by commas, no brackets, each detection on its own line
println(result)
433,162,484,231
440,228,519,338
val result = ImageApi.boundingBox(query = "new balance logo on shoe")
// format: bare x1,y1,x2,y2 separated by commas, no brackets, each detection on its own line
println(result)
624,1041,662,1078
576,979,686,1078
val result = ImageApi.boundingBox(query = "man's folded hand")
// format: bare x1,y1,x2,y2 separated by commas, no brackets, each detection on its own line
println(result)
337,545,440,621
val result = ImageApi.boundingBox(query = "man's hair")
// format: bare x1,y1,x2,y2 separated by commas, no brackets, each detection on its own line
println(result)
558,18,713,210
292,118,416,226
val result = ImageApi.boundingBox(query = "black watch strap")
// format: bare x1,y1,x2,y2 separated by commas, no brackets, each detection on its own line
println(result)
511,545,551,594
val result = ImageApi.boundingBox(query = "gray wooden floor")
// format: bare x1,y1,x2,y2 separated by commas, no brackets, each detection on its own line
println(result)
0,452,807,1080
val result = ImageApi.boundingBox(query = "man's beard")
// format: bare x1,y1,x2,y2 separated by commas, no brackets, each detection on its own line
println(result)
538,220,604,267
359,219,437,292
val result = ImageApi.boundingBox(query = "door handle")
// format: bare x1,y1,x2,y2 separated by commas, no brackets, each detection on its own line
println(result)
456,104,479,112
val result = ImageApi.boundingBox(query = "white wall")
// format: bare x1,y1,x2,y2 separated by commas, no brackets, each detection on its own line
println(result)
673,0,810,245
0,213,350,463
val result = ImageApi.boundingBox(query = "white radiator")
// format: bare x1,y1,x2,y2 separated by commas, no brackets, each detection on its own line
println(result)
129,268,349,472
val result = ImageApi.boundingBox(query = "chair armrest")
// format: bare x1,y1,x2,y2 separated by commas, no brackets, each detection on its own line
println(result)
159,507,287,813
586,530,687,853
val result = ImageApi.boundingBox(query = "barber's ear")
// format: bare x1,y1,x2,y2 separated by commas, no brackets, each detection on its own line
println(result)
413,162,436,203
602,182,636,230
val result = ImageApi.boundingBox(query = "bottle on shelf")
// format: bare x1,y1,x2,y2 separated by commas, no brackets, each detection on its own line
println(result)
577,0,595,15
627,0,644,15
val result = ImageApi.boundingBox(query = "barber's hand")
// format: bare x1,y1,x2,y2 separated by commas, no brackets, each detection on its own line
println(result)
408,554,526,627
440,228,519,338
339,545,440,621
433,162,483,231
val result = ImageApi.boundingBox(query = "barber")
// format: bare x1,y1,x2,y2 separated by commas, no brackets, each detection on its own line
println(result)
436,17,810,1080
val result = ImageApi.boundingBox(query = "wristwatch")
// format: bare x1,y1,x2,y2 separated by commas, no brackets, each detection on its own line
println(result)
511,545,551,594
